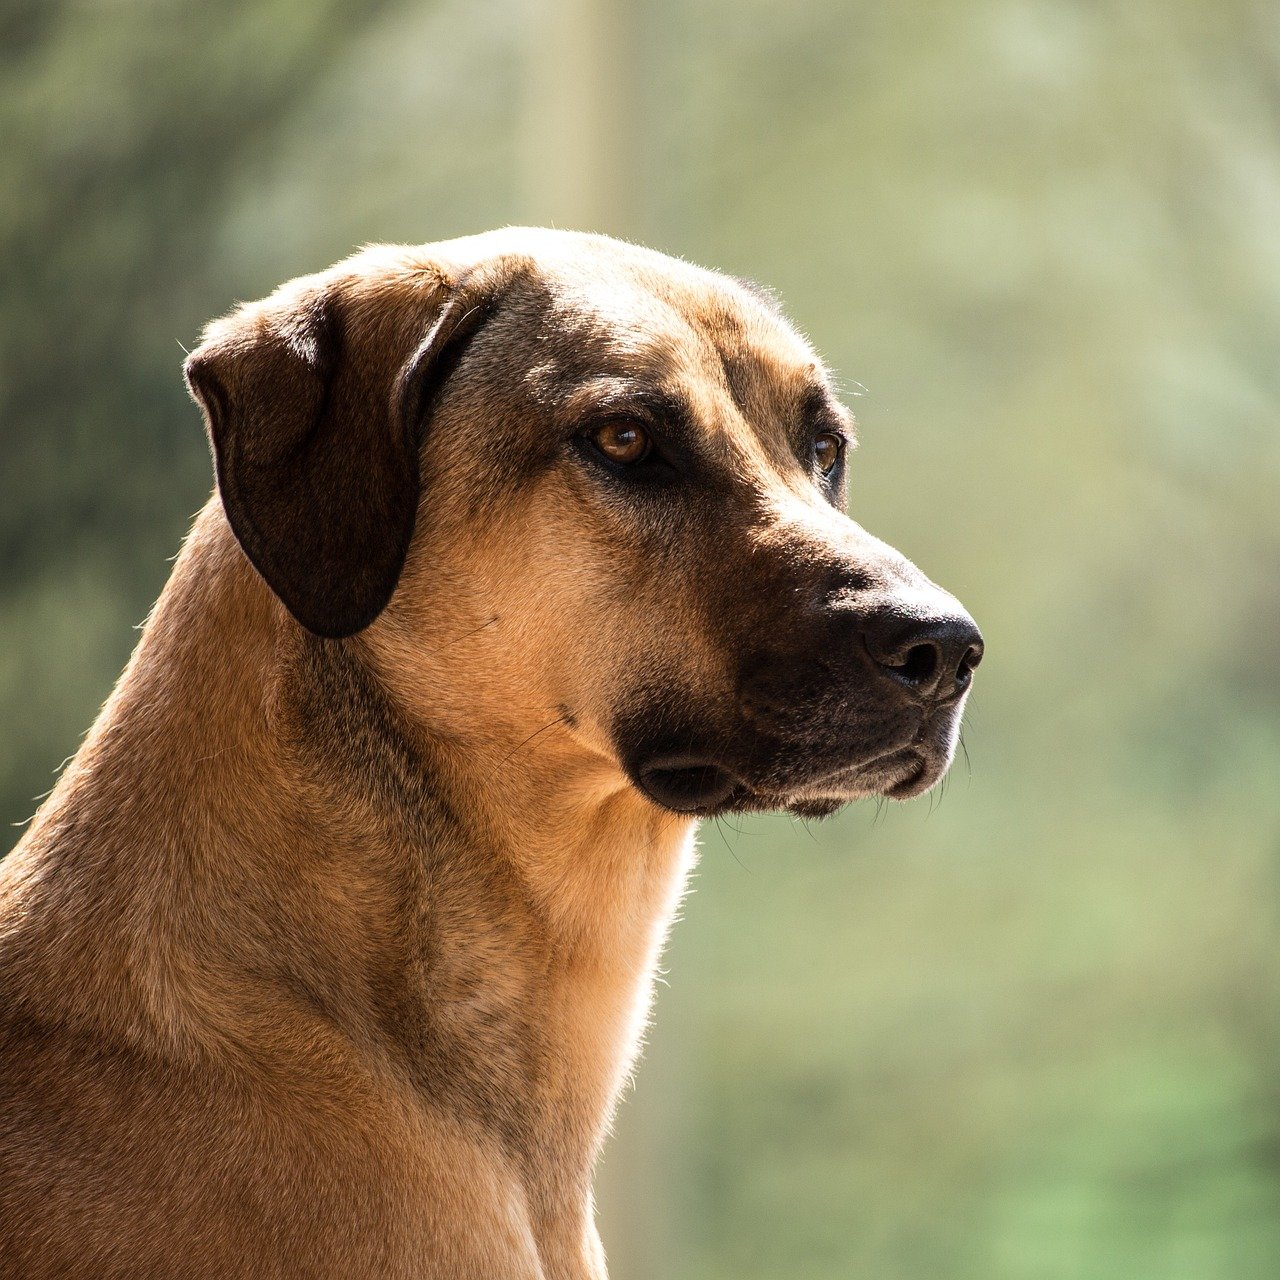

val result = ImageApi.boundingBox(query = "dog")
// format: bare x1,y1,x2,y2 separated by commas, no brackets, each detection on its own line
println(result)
0,228,981,1278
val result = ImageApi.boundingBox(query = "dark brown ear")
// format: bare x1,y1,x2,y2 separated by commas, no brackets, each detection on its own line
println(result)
184,283,490,638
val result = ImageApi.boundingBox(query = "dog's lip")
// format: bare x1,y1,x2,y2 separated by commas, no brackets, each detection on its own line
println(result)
831,744,942,800
881,752,931,799
762,745,936,808
635,755,745,815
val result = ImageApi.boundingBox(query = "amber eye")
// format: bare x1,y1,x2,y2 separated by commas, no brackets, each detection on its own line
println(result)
591,420,652,465
813,431,844,476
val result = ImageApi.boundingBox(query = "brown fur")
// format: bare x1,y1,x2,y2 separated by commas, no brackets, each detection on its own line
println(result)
0,229,980,1278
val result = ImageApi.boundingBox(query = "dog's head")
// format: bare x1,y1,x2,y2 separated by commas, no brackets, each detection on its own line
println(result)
185,229,981,818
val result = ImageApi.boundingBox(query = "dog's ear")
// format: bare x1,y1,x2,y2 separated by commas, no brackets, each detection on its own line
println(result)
184,279,492,639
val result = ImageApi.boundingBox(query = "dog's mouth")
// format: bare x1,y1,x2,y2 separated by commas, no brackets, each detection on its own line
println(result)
621,676,973,819
633,742,942,818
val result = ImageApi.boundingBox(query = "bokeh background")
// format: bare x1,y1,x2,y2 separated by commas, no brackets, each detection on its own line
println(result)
4,1,1280,1276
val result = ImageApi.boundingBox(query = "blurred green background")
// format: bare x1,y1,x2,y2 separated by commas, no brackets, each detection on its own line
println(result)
4,1,1280,1276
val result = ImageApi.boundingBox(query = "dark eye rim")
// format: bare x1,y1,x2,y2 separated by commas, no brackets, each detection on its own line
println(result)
574,415,676,479
813,429,848,477
589,418,652,465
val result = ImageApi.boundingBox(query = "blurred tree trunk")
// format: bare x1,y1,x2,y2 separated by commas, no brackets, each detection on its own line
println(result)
522,0,639,237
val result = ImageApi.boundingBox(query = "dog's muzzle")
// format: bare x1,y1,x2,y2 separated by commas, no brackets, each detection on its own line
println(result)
622,588,983,818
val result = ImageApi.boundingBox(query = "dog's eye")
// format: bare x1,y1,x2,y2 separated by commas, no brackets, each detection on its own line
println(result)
590,420,652,466
813,431,845,476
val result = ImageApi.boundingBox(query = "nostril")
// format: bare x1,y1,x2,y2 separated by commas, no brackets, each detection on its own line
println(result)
896,642,939,687
957,650,983,691
863,611,983,700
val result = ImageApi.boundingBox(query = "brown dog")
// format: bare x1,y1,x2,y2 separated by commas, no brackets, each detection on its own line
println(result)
0,229,981,1278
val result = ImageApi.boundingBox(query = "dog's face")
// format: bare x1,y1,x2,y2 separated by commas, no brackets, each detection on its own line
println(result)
186,230,981,819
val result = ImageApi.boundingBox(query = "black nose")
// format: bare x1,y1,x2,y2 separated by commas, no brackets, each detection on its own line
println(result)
862,610,984,701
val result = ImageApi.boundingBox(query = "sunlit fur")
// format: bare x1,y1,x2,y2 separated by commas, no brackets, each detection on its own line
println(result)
0,229,976,1278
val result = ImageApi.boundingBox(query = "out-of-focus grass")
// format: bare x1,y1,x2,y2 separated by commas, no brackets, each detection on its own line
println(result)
608,767,1280,1279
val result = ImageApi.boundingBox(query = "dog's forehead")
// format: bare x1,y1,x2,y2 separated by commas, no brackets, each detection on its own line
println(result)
526,249,837,442
337,231,848,450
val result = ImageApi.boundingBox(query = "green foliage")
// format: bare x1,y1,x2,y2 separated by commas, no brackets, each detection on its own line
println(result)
4,1,1279,1276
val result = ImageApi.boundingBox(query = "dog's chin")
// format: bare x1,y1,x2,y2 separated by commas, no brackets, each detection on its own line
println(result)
782,748,942,811
730,749,943,819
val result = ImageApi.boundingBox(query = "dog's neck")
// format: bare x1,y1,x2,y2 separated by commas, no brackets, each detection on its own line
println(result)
8,505,697,1247
274,637,695,1261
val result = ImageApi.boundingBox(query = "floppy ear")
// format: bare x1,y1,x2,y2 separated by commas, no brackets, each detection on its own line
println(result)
184,282,490,638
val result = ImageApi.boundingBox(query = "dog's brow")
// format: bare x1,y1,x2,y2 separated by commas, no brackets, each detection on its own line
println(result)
800,384,857,442
569,379,698,437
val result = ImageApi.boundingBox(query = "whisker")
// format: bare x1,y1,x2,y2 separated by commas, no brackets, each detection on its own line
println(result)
444,615,500,649
497,711,572,766
713,815,750,873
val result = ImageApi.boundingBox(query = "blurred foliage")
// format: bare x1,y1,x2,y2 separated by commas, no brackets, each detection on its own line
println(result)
3,1,1280,1277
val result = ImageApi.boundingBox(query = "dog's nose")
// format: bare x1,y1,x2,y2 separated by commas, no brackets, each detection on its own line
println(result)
862,609,984,701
